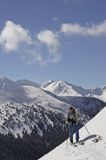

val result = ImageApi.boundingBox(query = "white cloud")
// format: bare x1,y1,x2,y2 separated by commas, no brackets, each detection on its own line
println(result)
0,21,32,52
37,30,59,51
61,21,106,36
0,21,62,65
18,42,43,65
37,30,61,63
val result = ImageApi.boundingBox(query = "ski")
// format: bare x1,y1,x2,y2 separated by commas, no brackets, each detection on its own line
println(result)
71,141,84,147
92,135,102,143
71,143,77,147
78,142,84,145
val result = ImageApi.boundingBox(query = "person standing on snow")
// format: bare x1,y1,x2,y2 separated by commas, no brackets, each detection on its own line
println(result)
66,106,79,144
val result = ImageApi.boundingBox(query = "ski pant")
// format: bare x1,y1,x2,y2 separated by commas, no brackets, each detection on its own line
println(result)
68,123,79,142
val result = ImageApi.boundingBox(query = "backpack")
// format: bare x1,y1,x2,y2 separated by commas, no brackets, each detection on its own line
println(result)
67,108,77,124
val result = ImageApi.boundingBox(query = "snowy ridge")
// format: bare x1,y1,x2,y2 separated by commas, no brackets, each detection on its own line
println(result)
0,77,40,91
0,83,69,137
0,101,68,137
0,77,105,138
42,80,106,102
40,107,106,160
42,81,81,96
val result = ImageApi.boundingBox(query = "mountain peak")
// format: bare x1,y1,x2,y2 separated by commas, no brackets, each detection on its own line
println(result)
42,80,106,102
42,80,82,96
0,77,40,92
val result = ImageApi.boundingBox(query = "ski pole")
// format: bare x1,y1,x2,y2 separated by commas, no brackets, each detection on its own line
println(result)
83,123,91,137
78,113,98,143
78,113,91,137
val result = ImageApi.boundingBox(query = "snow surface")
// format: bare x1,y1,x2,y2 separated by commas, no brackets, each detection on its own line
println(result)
40,107,106,160
42,80,106,102
0,84,69,137
42,81,81,96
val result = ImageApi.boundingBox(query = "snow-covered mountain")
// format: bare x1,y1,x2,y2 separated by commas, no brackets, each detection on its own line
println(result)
0,77,40,91
0,88,105,137
42,80,82,96
0,77,17,91
0,84,69,137
0,77,105,137
42,80,106,102
0,77,106,159
40,107,106,160
0,78,70,159
0,77,105,135
0,101,68,160
0,77,40,103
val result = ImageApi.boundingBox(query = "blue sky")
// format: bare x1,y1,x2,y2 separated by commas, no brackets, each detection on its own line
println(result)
0,0,106,88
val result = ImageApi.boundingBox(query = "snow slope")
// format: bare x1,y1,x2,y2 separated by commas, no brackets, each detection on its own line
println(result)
40,107,106,160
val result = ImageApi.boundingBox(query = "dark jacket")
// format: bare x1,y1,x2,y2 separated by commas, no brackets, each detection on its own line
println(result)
67,109,78,125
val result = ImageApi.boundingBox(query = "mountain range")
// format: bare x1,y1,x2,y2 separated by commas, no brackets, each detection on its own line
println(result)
0,76,106,159
0,77,106,136
42,80,106,102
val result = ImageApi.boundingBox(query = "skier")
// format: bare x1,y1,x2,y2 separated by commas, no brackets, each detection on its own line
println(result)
66,106,79,144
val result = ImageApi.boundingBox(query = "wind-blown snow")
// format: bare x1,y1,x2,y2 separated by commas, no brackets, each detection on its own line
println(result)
40,107,106,160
